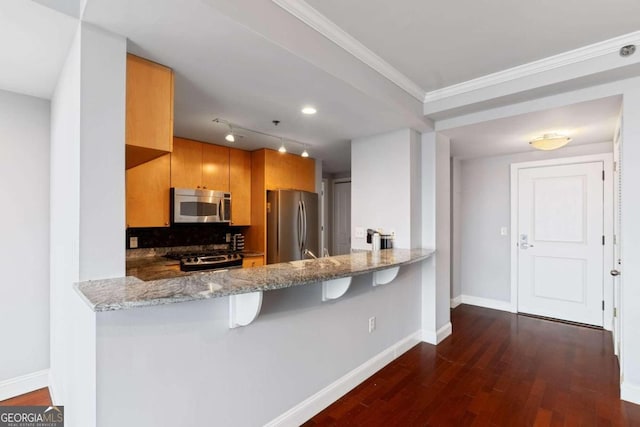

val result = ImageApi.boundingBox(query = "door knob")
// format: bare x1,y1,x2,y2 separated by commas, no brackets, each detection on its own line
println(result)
519,234,533,249
610,269,621,277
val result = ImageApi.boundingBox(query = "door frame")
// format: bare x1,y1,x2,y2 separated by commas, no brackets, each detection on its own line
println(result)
509,153,614,329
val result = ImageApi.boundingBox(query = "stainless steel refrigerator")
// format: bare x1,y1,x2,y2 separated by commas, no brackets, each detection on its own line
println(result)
267,189,319,264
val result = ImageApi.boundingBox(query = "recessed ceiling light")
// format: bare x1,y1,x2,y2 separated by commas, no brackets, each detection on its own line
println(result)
301,106,317,115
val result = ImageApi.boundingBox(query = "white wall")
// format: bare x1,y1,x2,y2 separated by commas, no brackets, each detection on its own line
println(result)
0,89,50,397
455,142,613,304
96,268,423,427
421,132,451,342
351,128,421,249
350,127,450,343
49,22,125,426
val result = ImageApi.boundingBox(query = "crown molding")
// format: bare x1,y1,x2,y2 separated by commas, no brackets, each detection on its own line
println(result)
272,0,427,101
424,30,640,104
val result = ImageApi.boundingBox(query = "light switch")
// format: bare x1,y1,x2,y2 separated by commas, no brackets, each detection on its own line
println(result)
355,227,365,238
500,227,508,236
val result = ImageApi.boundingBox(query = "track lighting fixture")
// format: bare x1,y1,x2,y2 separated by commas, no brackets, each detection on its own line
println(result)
213,117,312,157
225,124,235,142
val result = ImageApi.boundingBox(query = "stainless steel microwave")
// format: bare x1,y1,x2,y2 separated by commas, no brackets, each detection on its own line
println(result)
171,188,231,223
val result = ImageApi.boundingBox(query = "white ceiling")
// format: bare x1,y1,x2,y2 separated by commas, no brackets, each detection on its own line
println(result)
305,0,640,93
4,0,637,173
0,0,77,99
444,96,622,160
82,0,432,173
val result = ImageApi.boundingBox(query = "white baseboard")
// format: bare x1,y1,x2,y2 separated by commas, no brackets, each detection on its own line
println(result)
265,330,422,427
460,295,514,313
622,381,640,405
450,296,462,308
422,322,452,345
0,369,49,402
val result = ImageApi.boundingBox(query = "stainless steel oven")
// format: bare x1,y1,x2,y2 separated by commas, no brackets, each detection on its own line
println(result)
171,188,231,223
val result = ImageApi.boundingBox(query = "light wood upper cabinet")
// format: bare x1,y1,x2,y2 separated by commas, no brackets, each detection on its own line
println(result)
126,154,171,227
264,148,315,192
229,148,251,225
202,143,230,191
126,54,174,169
171,137,203,189
171,137,230,190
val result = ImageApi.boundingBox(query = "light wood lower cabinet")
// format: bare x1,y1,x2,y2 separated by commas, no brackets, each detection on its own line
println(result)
126,154,171,227
242,256,264,268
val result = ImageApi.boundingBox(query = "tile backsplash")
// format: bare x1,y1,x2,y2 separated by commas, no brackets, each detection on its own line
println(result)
126,224,247,249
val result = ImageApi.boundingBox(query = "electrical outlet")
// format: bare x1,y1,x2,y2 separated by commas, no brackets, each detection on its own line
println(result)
500,227,508,236
368,316,376,333
129,236,138,248
226,233,231,243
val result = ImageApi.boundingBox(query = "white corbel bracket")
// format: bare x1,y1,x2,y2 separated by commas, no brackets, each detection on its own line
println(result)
322,277,352,302
372,266,400,286
229,291,263,328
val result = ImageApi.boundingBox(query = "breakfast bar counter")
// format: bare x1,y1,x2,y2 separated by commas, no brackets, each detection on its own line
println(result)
75,248,434,312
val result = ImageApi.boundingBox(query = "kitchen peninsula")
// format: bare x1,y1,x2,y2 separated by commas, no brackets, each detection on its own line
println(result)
76,248,434,312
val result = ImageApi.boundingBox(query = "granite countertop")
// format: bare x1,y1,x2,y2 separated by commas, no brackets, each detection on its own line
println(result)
76,248,434,312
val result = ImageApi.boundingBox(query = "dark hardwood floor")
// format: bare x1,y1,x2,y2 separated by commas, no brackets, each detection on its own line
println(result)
0,387,51,406
305,304,640,426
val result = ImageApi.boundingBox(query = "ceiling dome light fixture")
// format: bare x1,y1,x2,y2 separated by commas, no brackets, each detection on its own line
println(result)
529,133,572,151
301,106,317,115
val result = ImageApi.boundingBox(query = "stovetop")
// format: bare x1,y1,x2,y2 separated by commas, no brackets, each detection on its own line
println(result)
165,250,243,272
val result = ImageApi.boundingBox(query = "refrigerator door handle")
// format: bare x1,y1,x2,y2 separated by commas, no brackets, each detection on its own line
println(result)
297,201,304,252
301,201,307,250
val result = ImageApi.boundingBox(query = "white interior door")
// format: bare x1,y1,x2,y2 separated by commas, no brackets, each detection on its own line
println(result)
332,180,351,255
517,162,604,326
612,123,622,356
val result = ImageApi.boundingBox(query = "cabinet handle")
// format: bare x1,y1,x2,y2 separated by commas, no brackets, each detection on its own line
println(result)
165,222,169,226
203,186,207,189
197,186,201,189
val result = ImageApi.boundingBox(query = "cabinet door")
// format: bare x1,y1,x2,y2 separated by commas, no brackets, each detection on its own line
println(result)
202,143,230,191
292,156,316,192
171,137,202,189
126,54,173,165
126,154,171,227
242,256,264,268
264,149,315,192
229,148,251,225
